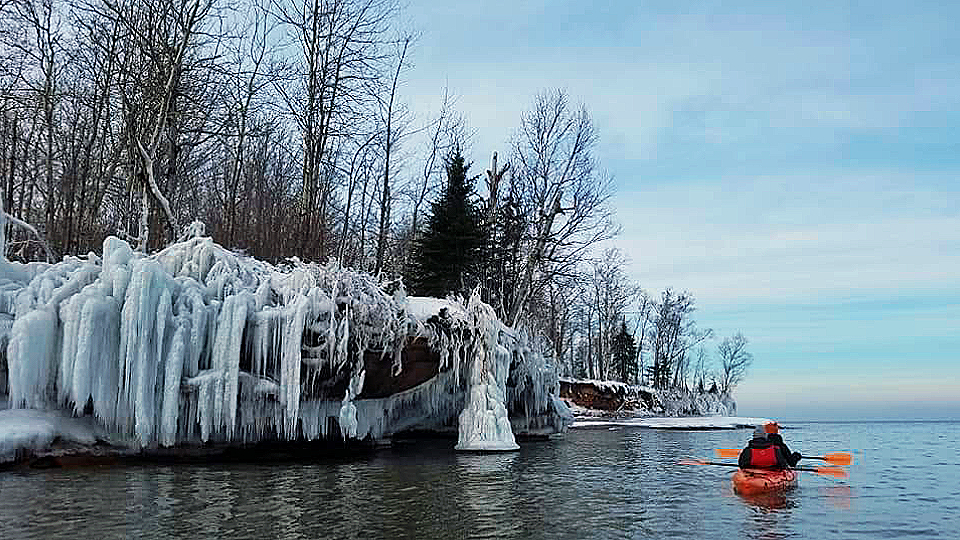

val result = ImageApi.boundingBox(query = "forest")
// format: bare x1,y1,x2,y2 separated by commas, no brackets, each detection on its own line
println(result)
0,0,751,395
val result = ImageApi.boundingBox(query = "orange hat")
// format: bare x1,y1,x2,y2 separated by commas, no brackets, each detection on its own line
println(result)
764,422,779,434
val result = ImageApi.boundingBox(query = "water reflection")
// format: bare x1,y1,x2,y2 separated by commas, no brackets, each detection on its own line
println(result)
737,491,797,540
455,452,522,539
271,467,307,539
0,422,955,540
821,485,854,510
737,491,797,511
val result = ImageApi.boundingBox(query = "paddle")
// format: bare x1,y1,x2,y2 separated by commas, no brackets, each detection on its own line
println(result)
714,449,854,466
680,459,849,478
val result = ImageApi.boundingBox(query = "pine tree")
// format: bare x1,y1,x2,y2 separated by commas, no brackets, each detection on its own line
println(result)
407,148,483,298
611,319,638,383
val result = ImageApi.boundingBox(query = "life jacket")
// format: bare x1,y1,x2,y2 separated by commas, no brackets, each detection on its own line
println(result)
749,446,778,468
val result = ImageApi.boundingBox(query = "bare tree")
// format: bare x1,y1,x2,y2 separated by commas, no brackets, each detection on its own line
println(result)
373,32,411,274
273,0,398,261
336,130,377,266
0,187,55,261
718,332,753,394
590,247,638,380
6,0,63,253
406,87,467,245
633,290,653,385
217,0,275,248
508,89,617,327
646,289,713,389
96,0,217,248
689,345,707,391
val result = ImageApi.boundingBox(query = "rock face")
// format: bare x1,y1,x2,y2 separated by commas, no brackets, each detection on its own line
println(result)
559,378,736,417
0,230,571,458
559,379,656,412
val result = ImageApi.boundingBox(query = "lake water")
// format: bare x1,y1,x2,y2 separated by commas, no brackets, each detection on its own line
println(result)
0,421,957,539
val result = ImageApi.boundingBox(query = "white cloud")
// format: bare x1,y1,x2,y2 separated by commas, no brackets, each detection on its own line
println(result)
615,172,960,304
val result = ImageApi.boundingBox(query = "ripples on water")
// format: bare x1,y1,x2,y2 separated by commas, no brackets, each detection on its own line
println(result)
0,421,957,539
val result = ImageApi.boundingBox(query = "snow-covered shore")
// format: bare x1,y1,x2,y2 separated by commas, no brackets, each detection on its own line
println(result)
559,378,737,418
571,416,771,430
557,378,761,430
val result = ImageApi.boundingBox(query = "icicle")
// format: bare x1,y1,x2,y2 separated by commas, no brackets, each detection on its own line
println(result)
338,305,364,440
7,308,58,409
223,293,249,439
160,320,187,446
279,293,312,437
70,291,109,414
92,296,121,427
58,293,82,405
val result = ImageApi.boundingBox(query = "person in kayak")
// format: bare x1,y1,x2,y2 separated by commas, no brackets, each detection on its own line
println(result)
765,421,802,467
738,425,789,469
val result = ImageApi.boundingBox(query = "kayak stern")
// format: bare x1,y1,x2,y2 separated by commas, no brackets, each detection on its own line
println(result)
731,468,799,495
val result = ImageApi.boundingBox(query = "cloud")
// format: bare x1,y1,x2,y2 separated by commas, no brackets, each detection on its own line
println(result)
615,171,960,304
401,0,960,419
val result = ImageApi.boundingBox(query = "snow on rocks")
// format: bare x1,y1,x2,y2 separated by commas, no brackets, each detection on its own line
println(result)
0,229,569,458
571,416,772,430
559,378,736,418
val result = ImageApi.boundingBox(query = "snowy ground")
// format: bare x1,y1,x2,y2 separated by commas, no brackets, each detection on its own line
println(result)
571,416,773,430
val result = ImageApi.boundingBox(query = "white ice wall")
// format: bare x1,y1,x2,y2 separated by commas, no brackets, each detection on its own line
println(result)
0,230,565,452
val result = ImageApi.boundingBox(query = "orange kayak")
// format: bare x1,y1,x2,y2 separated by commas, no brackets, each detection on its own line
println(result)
731,468,798,495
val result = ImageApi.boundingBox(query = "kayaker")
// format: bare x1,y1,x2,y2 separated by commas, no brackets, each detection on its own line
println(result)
738,425,789,470
765,421,802,467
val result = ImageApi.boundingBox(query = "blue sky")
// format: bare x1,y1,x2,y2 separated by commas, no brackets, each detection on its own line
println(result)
402,1,960,421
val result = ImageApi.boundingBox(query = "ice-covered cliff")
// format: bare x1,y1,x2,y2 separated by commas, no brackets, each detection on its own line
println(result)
0,226,571,458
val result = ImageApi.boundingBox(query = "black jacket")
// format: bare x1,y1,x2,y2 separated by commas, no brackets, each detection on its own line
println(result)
738,438,789,469
767,433,801,467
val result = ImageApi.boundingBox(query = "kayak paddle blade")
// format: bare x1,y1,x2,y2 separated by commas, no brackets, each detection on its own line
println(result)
821,452,854,466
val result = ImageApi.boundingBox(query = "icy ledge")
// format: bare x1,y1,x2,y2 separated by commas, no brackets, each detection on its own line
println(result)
0,408,107,462
0,229,568,458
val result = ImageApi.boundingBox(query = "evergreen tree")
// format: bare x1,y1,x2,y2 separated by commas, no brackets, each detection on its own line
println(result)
611,319,638,383
407,148,483,298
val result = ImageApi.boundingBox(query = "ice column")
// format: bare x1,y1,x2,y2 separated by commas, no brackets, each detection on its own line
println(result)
455,292,519,451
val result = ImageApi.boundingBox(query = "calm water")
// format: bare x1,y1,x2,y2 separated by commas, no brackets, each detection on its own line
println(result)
0,421,957,539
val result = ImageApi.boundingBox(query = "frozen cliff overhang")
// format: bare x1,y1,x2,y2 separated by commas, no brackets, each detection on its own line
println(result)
0,228,570,458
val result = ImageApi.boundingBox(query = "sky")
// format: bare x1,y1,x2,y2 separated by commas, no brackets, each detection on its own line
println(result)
401,1,960,421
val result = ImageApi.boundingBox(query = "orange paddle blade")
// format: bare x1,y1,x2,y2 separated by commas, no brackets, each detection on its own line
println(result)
716,449,740,459
820,452,854,466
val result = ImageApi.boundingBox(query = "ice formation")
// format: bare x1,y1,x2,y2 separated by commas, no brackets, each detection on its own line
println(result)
0,226,570,453
559,378,736,418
